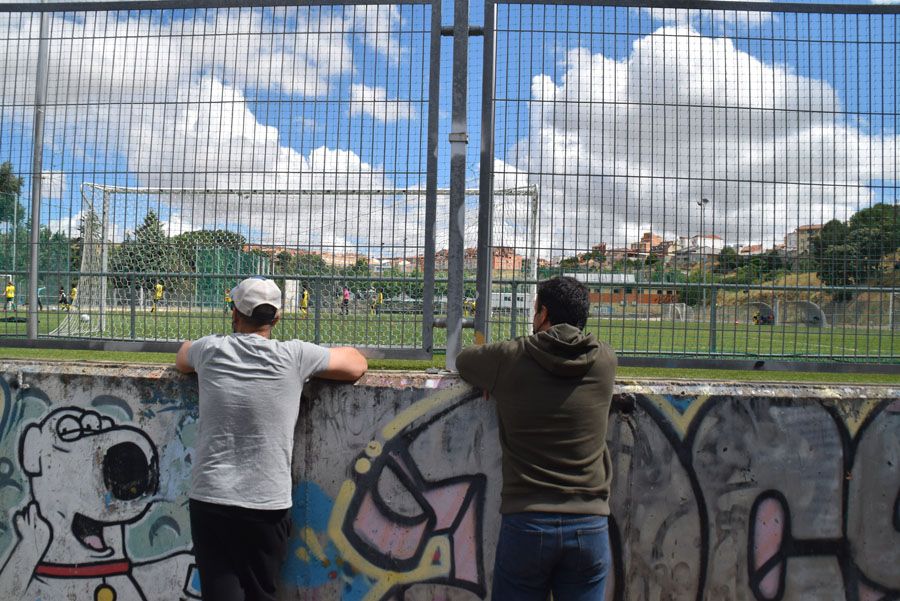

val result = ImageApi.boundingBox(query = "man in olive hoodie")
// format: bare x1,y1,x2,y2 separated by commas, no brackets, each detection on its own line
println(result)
456,276,616,600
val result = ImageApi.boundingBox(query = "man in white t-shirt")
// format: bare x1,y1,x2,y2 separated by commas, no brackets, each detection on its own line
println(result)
175,276,367,601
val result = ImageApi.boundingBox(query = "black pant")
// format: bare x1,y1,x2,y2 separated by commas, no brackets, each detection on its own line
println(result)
189,499,292,601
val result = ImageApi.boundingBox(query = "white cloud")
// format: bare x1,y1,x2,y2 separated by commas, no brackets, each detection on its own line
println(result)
503,26,898,255
643,2,775,27
45,209,83,237
39,171,66,199
0,8,428,254
350,83,417,122
345,5,407,64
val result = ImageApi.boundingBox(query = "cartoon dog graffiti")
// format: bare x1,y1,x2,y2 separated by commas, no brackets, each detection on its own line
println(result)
0,406,199,600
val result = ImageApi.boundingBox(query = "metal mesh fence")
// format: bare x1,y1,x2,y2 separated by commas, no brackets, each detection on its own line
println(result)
1,0,899,366
483,1,900,363
0,0,441,356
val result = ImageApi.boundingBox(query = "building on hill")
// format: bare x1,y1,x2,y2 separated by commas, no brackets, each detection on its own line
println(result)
739,244,765,256
785,224,823,255
630,232,664,254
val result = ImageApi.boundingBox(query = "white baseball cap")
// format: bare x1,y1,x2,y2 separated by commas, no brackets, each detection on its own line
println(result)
231,277,282,315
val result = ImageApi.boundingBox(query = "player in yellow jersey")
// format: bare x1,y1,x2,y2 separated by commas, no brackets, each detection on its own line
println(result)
151,281,164,312
4,280,15,311
371,289,383,315
300,285,309,317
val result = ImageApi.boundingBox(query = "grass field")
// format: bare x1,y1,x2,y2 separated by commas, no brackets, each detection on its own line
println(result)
0,306,897,383
1,305,898,361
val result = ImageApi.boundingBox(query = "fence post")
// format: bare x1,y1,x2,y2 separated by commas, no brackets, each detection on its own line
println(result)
130,280,137,339
475,0,497,346
27,11,51,340
421,0,442,358
510,282,517,339
99,191,109,333
445,0,469,371
313,283,321,345
709,285,718,354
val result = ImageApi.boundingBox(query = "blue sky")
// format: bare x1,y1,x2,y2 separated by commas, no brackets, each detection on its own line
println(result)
0,0,897,256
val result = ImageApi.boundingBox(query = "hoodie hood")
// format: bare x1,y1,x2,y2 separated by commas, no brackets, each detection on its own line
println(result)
523,323,600,377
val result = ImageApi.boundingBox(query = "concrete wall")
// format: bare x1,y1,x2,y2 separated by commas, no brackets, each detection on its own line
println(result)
0,360,897,601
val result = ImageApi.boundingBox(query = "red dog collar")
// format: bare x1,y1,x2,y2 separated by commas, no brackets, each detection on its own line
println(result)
35,560,131,578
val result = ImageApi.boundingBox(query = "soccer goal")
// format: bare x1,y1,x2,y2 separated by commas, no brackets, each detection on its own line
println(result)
48,182,539,345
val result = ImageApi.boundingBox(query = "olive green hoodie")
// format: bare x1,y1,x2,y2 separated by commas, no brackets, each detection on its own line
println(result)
457,323,616,515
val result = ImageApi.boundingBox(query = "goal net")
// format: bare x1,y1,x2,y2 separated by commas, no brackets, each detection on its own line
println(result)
48,183,537,341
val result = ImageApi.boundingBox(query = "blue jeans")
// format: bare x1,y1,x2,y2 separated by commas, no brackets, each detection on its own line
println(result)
492,512,610,600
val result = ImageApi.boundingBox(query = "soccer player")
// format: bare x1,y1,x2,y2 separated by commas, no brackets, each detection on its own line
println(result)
151,281,164,313
4,279,15,311
300,284,309,318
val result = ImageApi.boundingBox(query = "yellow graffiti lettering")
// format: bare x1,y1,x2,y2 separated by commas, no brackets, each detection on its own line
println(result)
364,440,382,458
301,527,329,565
646,393,710,439
829,397,883,438
380,383,473,440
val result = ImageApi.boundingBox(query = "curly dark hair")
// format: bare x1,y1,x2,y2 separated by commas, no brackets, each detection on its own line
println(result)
536,276,590,329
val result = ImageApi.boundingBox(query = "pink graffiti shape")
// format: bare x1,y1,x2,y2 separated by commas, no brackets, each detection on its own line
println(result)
753,497,785,600
450,496,480,585
858,581,887,601
422,482,469,530
353,491,429,561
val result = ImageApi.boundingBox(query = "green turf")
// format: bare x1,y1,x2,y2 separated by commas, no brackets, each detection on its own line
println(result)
2,307,898,361
1,306,898,383
0,346,897,385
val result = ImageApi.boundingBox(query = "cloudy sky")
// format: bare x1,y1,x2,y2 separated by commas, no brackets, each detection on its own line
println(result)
0,0,897,260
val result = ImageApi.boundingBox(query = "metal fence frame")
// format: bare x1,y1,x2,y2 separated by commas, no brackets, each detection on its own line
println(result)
1,0,444,360
1,0,899,372
477,0,900,372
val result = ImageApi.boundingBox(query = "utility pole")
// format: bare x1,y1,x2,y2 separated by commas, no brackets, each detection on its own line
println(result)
697,197,710,317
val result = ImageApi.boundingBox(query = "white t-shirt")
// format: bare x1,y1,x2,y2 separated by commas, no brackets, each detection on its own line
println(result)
187,333,331,510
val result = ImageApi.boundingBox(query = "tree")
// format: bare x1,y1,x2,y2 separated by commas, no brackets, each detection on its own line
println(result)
558,255,581,269
848,203,900,243
0,161,24,225
762,249,784,274
716,246,739,273
295,253,328,275
110,210,187,290
846,227,889,282
810,219,849,260
811,208,900,298
171,229,246,250
818,244,860,301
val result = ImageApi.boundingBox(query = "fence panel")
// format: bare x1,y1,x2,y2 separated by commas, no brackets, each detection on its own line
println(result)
0,0,441,357
482,0,900,364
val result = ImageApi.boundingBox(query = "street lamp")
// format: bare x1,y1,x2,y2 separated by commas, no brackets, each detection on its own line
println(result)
697,198,710,314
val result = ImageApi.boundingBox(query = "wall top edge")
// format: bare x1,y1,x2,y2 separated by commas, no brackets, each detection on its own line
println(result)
1,360,897,399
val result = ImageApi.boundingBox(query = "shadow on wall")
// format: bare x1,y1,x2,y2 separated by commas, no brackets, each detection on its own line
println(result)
0,366,897,601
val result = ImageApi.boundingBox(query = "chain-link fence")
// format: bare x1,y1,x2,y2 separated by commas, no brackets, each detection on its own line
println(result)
480,0,900,364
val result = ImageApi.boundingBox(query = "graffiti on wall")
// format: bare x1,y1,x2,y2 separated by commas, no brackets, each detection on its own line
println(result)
0,378,199,600
299,384,900,601
638,391,900,601
283,383,488,601
0,367,897,601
